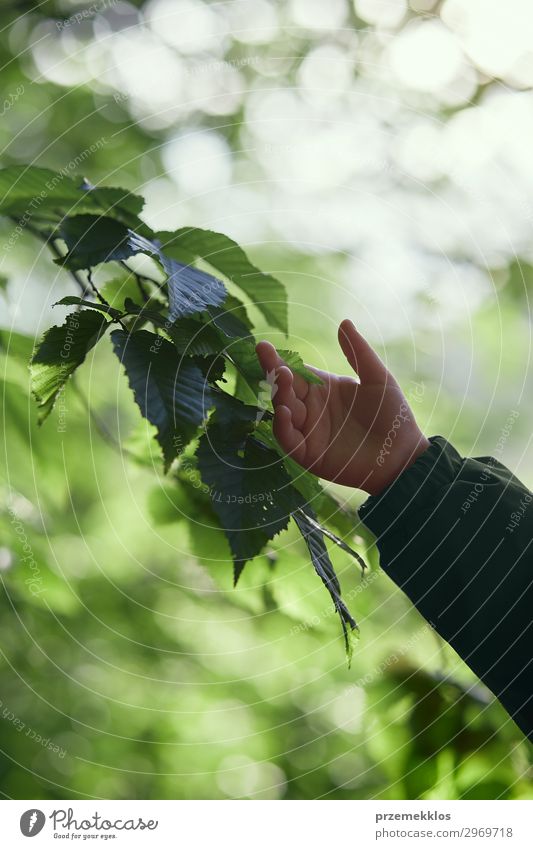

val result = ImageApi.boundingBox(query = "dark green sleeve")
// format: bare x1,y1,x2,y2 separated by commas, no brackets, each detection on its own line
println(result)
358,436,533,740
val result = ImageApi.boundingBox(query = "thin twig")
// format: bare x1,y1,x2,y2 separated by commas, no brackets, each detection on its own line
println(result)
120,260,163,289
119,260,149,303
18,218,91,297
84,271,129,333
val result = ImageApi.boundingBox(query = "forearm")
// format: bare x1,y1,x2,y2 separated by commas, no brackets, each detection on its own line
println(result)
358,437,533,740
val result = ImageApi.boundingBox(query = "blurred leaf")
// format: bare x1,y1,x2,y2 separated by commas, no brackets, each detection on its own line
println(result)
147,482,191,525
0,328,33,361
0,166,146,229
101,276,145,310
502,258,533,303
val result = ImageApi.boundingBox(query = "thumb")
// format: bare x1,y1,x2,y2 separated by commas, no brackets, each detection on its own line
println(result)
338,320,391,384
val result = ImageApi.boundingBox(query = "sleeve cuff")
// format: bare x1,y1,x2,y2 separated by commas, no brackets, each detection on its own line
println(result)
358,436,465,540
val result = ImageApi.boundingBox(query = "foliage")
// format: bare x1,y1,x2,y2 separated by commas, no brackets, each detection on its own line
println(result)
1,1,532,803
1,164,365,660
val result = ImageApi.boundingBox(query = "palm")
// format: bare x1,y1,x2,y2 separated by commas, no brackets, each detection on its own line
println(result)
256,320,428,495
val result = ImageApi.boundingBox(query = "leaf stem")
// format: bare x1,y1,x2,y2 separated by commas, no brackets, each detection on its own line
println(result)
17,218,92,297
86,270,129,332
119,260,150,303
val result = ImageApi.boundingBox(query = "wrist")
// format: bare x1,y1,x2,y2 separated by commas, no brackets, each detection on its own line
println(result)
366,433,431,496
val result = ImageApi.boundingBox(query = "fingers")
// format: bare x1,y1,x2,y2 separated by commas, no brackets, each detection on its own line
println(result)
273,405,306,465
255,340,310,399
338,319,391,385
276,366,307,428
255,340,279,376
256,343,307,463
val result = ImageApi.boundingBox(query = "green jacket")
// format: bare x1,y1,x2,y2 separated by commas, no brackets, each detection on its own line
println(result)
359,437,533,741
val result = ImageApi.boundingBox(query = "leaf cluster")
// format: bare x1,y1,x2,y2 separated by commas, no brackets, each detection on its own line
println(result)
1,165,366,659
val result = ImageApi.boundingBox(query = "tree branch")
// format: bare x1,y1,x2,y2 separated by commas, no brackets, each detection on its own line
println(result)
17,218,92,297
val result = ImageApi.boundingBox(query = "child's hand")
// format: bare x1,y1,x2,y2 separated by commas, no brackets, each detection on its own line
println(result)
256,320,430,496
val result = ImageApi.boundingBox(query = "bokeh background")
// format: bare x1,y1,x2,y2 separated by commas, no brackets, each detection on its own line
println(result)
1,0,533,799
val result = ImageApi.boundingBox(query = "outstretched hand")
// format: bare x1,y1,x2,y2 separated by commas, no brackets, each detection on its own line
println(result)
256,320,430,496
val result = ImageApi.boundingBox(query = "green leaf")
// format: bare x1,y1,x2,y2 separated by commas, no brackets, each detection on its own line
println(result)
0,274,8,292
254,419,365,562
193,354,226,383
210,390,262,427
296,507,366,571
206,304,252,340
157,227,288,334
78,178,145,219
54,296,122,319
255,420,325,498
197,430,300,582
127,232,227,321
218,295,254,330
168,318,223,356
147,482,191,525
101,277,146,310
277,350,322,384
30,310,109,423
0,329,34,391
0,328,34,361
292,508,358,663
222,340,321,403
0,166,147,229
111,329,212,470
57,215,134,270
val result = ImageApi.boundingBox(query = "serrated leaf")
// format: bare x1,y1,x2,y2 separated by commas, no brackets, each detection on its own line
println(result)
254,420,324,499
168,318,222,356
223,340,321,403
254,421,366,565
157,227,288,334
30,310,109,423
0,166,147,229
78,178,145,218
218,294,253,330
111,329,212,469
210,390,262,427
277,350,322,384
57,215,134,270
292,509,358,663
206,305,252,340
54,296,122,319
193,354,226,383
197,430,300,582
127,231,227,321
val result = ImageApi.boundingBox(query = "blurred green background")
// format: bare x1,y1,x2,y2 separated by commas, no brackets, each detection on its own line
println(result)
1,0,532,799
